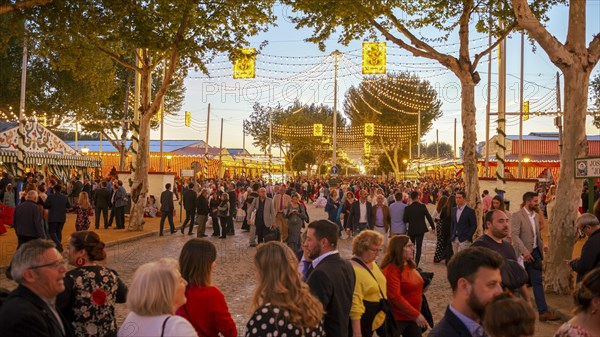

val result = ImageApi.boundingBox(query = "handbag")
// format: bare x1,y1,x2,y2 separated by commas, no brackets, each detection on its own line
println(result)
501,259,529,290
351,257,399,337
264,226,281,242
247,209,256,226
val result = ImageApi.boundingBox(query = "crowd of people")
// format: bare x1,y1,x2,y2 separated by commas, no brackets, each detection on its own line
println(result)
0,173,599,337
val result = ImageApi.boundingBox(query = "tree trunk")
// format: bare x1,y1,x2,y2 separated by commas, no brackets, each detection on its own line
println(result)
459,76,482,233
128,67,153,231
544,67,590,294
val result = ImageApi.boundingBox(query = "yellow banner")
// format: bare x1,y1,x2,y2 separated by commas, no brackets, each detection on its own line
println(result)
523,100,529,121
233,48,256,79
362,42,386,74
364,139,371,154
364,123,374,136
313,123,323,136
185,111,191,127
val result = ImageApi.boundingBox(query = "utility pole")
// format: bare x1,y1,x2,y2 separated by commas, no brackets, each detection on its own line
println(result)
417,111,421,158
436,129,439,158
204,104,210,179
556,72,563,155
485,11,492,177
518,31,525,179
268,108,272,182
497,13,507,190
17,25,28,179
331,50,340,167
219,118,224,179
454,118,457,162
159,60,166,172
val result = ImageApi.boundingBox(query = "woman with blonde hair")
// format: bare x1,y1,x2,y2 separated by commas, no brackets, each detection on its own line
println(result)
118,258,197,337
349,230,388,337
74,191,93,231
177,239,237,337
246,241,324,337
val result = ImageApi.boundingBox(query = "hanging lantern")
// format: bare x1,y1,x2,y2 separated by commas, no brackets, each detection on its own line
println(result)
185,111,191,127
313,123,323,136
364,139,371,155
362,42,386,74
233,48,256,79
364,123,374,136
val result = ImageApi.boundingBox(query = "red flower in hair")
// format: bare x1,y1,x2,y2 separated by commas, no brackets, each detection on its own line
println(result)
91,288,107,306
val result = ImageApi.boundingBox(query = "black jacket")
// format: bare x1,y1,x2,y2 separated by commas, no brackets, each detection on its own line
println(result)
13,200,45,238
571,228,600,282
93,187,111,209
306,253,355,337
196,194,210,216
404,201,434,236
160,190,175,212
45,193,72,223
428,306,473,337
182,189,197,211
0,285,74,337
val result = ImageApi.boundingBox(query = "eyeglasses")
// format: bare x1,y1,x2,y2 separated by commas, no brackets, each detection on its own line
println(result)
29,259,68,270
577,225,590,238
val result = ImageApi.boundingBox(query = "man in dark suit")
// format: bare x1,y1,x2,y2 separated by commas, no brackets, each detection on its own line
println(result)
428,247,503,337
159,183,175,236
45,184,71,252
0,239,74,337
227,182,237,235
403,190,435,266
113,180,128,229
304,219,355,337
450,191,477,254
93,181,111,229
180,183,197,235
13,190,46,247
348,189,372,234
195,189,210,237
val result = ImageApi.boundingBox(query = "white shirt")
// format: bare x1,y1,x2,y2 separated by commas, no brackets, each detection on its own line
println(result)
523,207,538,249
118,313,198,337
311,250,338,268
456,204,466,223
359,201,368,223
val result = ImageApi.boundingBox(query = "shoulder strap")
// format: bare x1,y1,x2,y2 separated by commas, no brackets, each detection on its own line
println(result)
351,257,386,300
160,316,171,337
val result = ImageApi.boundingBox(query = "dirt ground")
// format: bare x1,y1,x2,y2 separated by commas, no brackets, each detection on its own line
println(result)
0,202,570,336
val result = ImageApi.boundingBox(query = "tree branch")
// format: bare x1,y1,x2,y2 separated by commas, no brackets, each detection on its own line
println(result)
101,129,123,152
473,21,518,70
147,10,190,116
95,45,141,73
589,34,600,65
347,1,457,69
510,0,571,68
0,0,52,15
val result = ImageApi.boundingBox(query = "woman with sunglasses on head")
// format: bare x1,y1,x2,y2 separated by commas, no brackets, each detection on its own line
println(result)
349,230,388,337
381,235,428,337
57,231,128,337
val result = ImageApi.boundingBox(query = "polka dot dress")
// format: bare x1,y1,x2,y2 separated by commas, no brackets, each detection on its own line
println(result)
245,303,324,337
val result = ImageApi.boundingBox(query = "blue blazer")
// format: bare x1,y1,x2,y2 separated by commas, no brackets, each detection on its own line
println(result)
428,306,473,337
450,205,477,242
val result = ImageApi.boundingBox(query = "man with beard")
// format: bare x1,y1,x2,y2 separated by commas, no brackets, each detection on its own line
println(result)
511,191,560,321
428,247,503,337
304,219,355,337
472,209,530,302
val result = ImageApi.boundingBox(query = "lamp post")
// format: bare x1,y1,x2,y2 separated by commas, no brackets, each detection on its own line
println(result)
80,146,89,155
403,159,408,180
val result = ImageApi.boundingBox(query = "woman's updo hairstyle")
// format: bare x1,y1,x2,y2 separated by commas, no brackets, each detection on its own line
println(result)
572,267,600,314
70,231,107,262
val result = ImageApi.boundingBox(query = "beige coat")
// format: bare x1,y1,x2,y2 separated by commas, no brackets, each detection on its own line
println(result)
511,208,544,257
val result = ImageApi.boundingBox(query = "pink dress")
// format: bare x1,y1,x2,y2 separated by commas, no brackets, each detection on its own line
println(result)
555,323,594,337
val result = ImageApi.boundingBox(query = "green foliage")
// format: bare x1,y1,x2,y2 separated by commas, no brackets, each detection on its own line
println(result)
423,142,454,158
592,74,600,128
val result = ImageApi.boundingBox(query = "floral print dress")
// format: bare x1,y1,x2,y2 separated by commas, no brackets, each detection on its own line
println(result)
74,206,93,231
57,265,128,337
